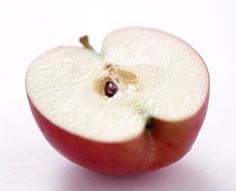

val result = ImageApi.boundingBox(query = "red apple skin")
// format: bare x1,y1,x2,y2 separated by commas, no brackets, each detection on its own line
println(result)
27,82,209,176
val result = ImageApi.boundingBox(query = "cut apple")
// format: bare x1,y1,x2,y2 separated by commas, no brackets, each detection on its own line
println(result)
26,28,209,175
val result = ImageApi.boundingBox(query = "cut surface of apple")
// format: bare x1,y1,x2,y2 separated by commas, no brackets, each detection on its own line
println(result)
26,28,209,175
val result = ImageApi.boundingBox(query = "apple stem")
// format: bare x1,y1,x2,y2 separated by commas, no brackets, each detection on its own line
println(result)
79,35,94,50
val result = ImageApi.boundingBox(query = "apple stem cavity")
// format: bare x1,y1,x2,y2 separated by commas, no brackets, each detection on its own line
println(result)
145,117,155,130
79,35,94,50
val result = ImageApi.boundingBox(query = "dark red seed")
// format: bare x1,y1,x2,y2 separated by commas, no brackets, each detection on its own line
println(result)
104,81,118,97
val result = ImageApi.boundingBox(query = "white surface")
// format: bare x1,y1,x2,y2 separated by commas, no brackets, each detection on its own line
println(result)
0,0,235,190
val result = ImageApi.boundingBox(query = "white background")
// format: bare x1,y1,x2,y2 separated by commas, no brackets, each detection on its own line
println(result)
0,0,236,190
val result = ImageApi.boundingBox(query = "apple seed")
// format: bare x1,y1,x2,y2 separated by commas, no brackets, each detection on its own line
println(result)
104,81,118,97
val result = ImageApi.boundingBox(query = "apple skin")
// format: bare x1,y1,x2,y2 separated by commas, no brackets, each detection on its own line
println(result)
27,81,209,176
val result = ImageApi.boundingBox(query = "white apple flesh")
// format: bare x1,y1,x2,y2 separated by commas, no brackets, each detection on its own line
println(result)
26,28,209,175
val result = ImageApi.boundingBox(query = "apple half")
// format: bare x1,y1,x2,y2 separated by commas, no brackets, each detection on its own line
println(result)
26,28,209,175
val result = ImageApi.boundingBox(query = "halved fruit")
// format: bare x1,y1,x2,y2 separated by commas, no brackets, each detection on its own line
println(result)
26,28,209,175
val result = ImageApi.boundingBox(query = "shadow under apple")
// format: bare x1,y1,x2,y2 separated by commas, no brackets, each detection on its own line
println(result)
55,158,216,191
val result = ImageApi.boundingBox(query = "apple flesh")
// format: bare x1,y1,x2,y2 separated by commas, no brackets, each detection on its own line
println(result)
26,28,210,175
